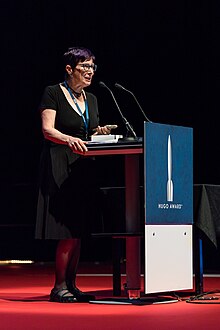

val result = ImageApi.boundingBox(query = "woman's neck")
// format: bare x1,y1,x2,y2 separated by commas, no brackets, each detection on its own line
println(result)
65,79,83,98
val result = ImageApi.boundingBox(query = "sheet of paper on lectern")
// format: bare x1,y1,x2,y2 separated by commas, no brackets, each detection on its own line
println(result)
90,135,123,143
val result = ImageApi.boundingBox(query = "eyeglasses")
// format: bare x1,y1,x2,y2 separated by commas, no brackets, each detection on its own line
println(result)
78,63,97,72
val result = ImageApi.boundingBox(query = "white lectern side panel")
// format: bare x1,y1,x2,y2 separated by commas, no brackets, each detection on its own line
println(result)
145,224,193,294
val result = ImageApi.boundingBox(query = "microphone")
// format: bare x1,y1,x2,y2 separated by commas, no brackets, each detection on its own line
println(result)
99,81,137,140
115,83,152,122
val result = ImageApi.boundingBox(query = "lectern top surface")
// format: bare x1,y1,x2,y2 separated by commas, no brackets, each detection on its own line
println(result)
87,138,143,150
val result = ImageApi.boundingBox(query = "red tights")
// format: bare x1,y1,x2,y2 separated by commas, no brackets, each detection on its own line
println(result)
54,238,81,290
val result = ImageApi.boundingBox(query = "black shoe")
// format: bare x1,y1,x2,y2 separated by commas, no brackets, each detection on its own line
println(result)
68,286,96,302
49,288,77,303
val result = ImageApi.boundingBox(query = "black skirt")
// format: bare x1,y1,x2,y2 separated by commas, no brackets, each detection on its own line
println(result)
35,143,100,239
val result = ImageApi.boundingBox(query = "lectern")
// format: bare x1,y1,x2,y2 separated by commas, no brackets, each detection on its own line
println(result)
81,121,193,302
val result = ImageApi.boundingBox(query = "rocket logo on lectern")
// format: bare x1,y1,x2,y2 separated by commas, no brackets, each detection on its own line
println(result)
167,135,173,202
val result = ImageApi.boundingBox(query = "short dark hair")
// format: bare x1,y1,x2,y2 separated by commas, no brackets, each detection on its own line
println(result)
63,46,95,69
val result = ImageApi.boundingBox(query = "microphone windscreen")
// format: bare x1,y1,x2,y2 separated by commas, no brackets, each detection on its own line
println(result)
115,83,124,90
99,81,106,88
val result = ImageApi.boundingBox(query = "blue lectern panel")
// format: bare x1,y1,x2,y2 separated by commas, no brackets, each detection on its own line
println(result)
144,122,193,224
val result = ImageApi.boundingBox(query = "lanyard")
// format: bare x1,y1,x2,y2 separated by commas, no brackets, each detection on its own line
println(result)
64,81,89,135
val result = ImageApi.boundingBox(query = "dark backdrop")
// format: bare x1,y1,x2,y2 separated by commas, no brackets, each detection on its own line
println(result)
1,0,220,264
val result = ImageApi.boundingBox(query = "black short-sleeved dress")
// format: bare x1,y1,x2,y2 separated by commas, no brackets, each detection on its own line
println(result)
35,83,100,239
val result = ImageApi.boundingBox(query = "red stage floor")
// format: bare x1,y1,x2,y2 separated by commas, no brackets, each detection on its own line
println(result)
0,262,220,330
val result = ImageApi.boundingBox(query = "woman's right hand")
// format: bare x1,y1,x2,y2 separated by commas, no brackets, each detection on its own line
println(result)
67,137,88,153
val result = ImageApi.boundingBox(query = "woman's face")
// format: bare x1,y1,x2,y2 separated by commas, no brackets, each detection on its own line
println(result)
71,59,97,88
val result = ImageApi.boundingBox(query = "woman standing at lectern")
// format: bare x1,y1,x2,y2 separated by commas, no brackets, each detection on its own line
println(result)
35,46,113,303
